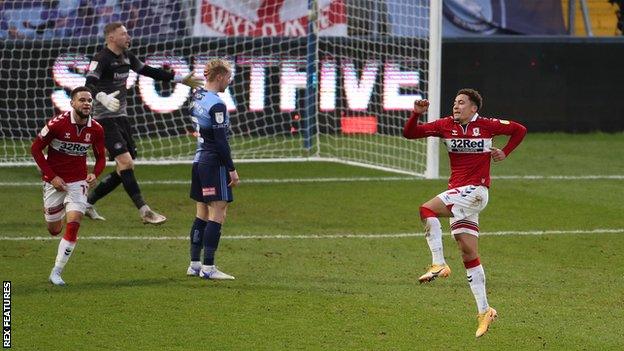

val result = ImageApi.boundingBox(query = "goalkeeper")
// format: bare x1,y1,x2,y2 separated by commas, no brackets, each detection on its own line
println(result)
83,22,202,224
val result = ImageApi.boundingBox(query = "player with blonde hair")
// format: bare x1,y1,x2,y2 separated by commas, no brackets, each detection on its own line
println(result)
186,59,238,280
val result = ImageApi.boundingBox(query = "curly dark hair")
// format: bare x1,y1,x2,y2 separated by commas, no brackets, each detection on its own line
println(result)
70,86,92,99
456,88,483,111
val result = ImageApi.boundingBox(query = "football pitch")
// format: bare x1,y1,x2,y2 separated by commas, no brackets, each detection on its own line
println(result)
1,132,623,350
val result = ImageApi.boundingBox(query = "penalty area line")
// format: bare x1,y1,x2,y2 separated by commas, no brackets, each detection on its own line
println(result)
1,228,623,241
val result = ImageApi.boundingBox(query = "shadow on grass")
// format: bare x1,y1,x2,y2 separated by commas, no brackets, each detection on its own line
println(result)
17,277,180,296
17,272,442,298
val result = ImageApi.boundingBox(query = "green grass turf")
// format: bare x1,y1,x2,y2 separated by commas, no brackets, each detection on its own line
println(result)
1,132,623,350
4,132,622,176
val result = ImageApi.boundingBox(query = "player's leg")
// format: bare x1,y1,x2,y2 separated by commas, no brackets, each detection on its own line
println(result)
187,202,209,276
454,232,488,312
198,165,234,280
454,232,497,337
47,221,63,236
114,118,166,224
449,186,496,337
43,181,66,235
199,200,234,280
86,118,123,219
418,194,453,283
50,210,83,286
187,164,209,276
203,200,227,266
49,181,88,286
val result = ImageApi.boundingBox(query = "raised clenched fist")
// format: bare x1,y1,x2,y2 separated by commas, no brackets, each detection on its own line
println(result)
413,99,430,114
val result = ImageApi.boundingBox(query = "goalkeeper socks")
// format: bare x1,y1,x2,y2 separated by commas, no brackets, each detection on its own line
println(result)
202,220,222,266
54,238,76,270
465,257,489,314
190,217,208,261
88,171,122,205
424,217,445,265
119,169,146,209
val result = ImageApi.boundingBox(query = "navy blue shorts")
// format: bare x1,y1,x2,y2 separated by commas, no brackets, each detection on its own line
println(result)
190,163,233,203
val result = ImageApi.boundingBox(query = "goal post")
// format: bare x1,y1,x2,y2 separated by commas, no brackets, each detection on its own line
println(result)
0,0,441,178
426,0,442,179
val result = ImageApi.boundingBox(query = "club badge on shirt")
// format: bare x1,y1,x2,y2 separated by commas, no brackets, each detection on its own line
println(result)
215,112,224,124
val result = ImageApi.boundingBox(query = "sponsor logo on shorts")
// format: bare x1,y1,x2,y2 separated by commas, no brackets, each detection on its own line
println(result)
202,187,216,196
114,142,123,150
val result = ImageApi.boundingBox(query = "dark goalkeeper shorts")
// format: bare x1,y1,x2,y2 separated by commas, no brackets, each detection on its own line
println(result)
190,162,233,203
98,117,138,161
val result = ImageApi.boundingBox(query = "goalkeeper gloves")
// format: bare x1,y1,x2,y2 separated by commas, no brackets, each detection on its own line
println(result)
96,91,120,112
176,73,203,89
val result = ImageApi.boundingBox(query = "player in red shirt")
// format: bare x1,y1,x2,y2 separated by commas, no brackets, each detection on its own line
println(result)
403,88,526,337
31,86,106,286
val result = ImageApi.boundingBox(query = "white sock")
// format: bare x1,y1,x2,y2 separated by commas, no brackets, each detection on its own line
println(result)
467,264,489,314
190,261,201,269
139,205,150,216
54,238,76,271
425,217,445,265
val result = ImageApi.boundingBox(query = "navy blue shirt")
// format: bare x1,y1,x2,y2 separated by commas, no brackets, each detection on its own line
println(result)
191,88,235,171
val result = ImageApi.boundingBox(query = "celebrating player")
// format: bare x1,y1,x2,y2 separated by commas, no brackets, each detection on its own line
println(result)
31,86,106,286
403,88,527,337
185,59,239,280
83,21,202,224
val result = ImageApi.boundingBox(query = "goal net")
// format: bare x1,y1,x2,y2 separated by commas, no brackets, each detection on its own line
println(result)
0,0,440,177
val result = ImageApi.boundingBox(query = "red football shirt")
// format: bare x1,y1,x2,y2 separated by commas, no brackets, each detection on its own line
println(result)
31,111,106,183
404,113,527,189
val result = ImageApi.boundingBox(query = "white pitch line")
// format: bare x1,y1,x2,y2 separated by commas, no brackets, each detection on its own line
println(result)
492,175,624,180
1,228,622,241
0,177,411,187
0,175,623,187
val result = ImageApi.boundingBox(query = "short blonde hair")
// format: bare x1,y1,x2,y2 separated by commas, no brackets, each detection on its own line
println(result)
203,59,232,82
104,22,124,37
